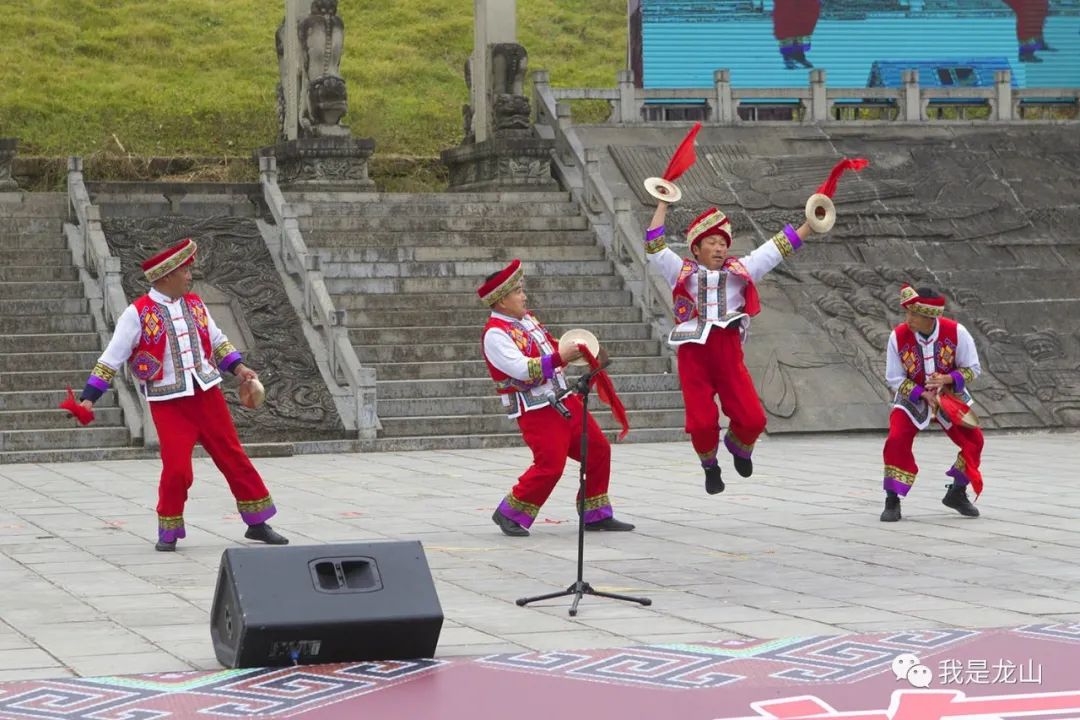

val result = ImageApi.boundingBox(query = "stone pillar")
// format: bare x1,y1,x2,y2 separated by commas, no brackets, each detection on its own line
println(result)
617,69,639,123
902,69,922,121
441,0,557,192
809,69,828,122
995,70,1013,121
714,69,734,124
258,0,376,189
471,0,517,143
0,138,17,191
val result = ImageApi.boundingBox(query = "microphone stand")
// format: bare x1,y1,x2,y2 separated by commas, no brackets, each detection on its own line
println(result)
516,360,652,616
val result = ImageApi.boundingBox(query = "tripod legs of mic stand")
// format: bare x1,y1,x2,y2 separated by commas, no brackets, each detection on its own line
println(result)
516,377,651,616
516,581,650,617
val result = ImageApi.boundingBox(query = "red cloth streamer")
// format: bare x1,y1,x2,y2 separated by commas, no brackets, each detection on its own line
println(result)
815,157,869,198
576,345,630,442
662,122,702,182
937,392,983,498
59,385,94,426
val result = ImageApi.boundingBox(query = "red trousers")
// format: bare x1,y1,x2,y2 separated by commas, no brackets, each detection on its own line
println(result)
882,408,985,497
1002,0,1049,44
677,327,767,464
773,0,821,40
495,393,612,528
149,385,275,542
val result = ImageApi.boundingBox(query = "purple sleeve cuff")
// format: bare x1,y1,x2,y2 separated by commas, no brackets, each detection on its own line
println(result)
541,353,558,380
645,225,665,241
909,384,925,403
783,224,803,252
949,370,965,393
221,352,243,374
80,383,105,403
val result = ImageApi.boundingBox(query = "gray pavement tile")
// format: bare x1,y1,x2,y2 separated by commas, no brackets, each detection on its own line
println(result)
0,433,1076,678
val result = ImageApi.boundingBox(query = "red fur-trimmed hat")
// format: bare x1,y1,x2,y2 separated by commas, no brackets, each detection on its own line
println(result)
141,238,197,283
477,259,523,306
899,283,946,317
686,208,731,251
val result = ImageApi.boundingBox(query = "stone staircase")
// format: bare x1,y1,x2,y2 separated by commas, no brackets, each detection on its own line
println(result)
0,193,136,463
288,191,685,450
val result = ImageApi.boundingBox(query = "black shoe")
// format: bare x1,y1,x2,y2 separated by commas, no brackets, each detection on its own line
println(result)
880,493,901,522
244,522,290,544
733,455,753,478
796,54,814,68
492,510,529,537
783,57,798,70
1039,39,1058,52
942,483,980,518
585,516,635,532
155,540,177,552
704,465,725,495
1020,50,1043,63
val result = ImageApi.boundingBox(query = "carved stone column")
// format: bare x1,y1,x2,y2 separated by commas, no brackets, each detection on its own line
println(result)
441,42,557,192
0,138,18,191
258,0,375,189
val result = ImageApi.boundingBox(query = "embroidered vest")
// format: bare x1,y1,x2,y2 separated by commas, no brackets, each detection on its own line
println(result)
129,294,214,382
894,317,960,385
671,257,761,324
482,313,558,396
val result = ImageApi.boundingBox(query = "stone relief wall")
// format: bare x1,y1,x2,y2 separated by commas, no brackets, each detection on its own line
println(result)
101,215,346,441
610,126,1080,432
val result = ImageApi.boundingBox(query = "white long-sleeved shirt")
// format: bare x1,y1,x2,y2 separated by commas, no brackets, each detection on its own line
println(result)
483,311,568,418
89,288,235,401
645,225,798,345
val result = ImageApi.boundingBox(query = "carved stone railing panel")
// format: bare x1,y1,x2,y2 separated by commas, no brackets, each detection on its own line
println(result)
100,214,347,442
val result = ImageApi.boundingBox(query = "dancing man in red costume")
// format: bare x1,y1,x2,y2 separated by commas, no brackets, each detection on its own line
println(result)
66,238,288,552
1001,0,1053,63
773,0,822,69
880,285,983,522
479,260,635,537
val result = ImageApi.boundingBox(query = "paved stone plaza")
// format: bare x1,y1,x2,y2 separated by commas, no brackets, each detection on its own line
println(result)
0,430,1077,682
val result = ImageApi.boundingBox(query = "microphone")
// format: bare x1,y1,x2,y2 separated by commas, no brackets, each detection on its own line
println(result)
545,392,571,419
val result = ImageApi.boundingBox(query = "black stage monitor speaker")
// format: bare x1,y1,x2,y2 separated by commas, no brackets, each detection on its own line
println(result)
210,540,443,668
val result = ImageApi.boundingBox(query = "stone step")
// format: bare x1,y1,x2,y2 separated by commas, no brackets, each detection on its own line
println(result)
326,274,623,295
292,200,580,218
0,369,100,392
377,372,681,399
350,322,652,346
377,390,684,418
0,223,66,243
0,266,78,282
341,305,643,328
355,339,660,365
360,426,686,452
0,350,101,372
314,244,605,264
377,409,685,438
0,315,94,334
0,250,73,267
0,407,125,430
332,289,633,311
303,215,589,233
0,281,85,300
0,298,88,316
0,333,102,353
367,355,670,381
320,259,613,280
302,230,599,248
0,427,132,452
0,441,301,465
0,193,68,216
284,191,572,204
0,389,118,411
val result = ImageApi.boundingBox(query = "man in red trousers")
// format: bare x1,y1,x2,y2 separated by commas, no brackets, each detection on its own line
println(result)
773,0,822,69
880,285,983,522
72,238,288,551
1001,0,1053,63
480,259,635,537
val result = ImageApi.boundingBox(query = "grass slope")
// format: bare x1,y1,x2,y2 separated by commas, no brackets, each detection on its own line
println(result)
0,0,626,158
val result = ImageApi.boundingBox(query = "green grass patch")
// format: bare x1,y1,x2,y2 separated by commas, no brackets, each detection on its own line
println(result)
0,0,626,160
